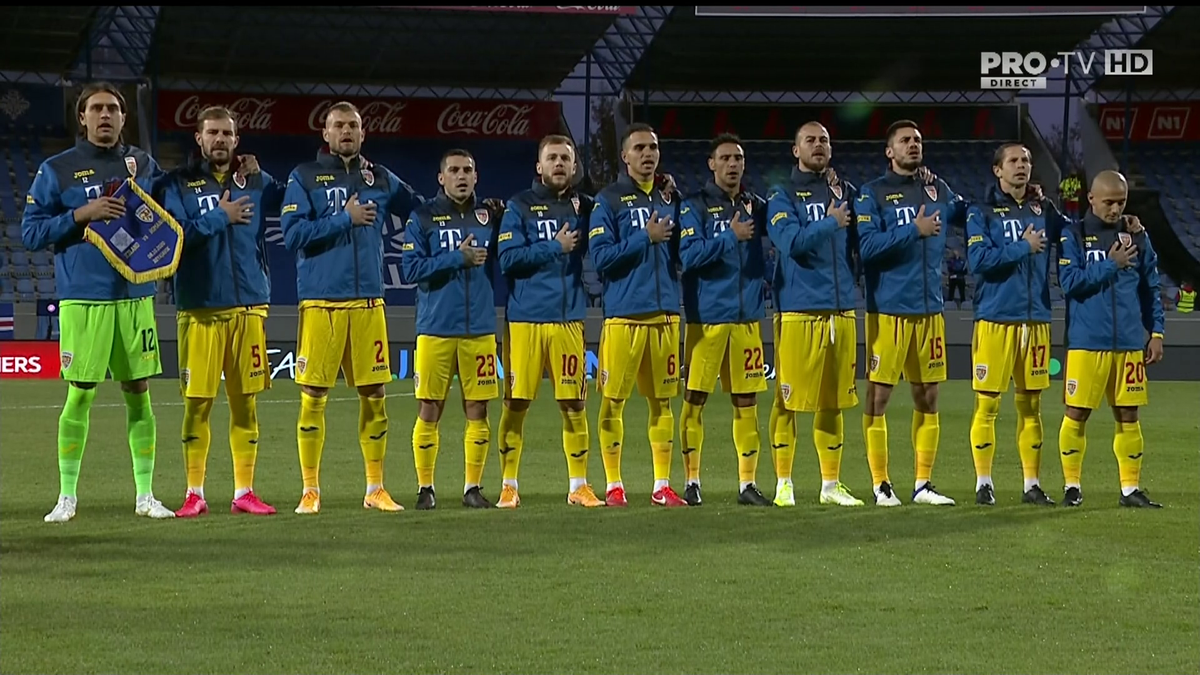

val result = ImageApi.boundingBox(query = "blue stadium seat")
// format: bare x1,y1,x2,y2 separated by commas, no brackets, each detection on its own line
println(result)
0,277,13,302
16,277,34,300
10,249,29,268
4,223,20,241
35,277,54,297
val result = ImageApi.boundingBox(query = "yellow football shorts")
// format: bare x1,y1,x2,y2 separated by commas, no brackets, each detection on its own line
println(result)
597,314,680,400
683,321,767,395
295,300,391,389
414,334,499,402
504,321,586,401
866,312,947,386
773,311,858,412
177,305,270,398
971,320,1052,394
1064,349,1149,409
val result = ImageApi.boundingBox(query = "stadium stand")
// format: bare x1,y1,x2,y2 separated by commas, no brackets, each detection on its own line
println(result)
1091,5,1200,308
0,6,1193,316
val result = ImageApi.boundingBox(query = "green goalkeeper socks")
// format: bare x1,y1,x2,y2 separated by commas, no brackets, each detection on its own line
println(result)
57,385,97,498
124,390,157,497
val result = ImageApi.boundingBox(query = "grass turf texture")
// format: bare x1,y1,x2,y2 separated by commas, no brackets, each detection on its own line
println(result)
2,379,1197,675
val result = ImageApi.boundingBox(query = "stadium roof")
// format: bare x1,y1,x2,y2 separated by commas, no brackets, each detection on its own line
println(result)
1093,5,1199,91
626,8,1112,93
0,6,96,74
150,7,613,92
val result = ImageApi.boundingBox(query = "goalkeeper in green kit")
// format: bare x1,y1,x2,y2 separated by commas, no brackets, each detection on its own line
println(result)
20,83,174,522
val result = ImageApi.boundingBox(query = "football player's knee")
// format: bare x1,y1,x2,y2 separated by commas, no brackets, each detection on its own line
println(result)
464,400,488,420
731,393,756,408
357,383,386,399
506,399,532,412
120,378,150,395
301,384,329,398
1065,405,1091,422
557,399,585,413
418,400,445,422
1113,406,1138,423
912,382,939,411
684,389,709,406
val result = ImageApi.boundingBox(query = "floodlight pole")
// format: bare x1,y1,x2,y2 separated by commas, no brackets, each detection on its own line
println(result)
583,51,593,179
1060,68,1072,176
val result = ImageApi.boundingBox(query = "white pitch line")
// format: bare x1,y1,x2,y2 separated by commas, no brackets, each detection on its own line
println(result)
1,391,415,411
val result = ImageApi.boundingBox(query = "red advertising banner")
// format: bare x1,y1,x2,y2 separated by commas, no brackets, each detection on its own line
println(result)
0,341,60,380
157,91,562,140
1097,102,1200,142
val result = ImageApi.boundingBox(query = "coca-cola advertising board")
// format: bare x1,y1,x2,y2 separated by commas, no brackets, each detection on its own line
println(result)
157,91,562,140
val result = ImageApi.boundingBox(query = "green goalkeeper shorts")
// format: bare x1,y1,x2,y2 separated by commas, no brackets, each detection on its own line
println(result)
59,297,163,383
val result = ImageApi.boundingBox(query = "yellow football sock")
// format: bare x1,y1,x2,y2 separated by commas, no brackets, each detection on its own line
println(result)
680,401,704,483
970,393,1000,481
182,397,213,492
561,408,590,480
769,398,796,480
598,397,625,485
498,405,527,483
412,418,439,488
464,418,490,488
863,414,889,486
1058,417,1087,486
733,404,760,484
913,411,941,485
1014,392,1044,483
1113,421,1144,490
813,410,844,483
297,392,327,491
359,395,388,489
648,397,674,483
227,393,258,494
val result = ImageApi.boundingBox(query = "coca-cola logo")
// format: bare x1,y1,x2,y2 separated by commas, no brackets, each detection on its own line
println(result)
307,100,406,134
436,102,533,137
173,95,276,132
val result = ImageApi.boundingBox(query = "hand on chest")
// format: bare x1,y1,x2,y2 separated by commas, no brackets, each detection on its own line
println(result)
313,172,384,215
527,203,578,241
1084,232,1139,264
433,209,492,251
707,201,753,234
621,192,672,231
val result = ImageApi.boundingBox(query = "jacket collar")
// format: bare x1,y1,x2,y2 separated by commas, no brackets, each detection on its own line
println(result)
187,150,240,179
74,137,125,160
435,189,477,212
790,166,832,186
316,149,366,171
1082,211,1120,232
986,181,1026,207
531,178,573,201
702,179,746,202
616,172,658,192
882,168,920,185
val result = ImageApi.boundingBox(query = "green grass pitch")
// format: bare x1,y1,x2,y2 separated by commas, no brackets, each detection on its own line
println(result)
2,379,1197,674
